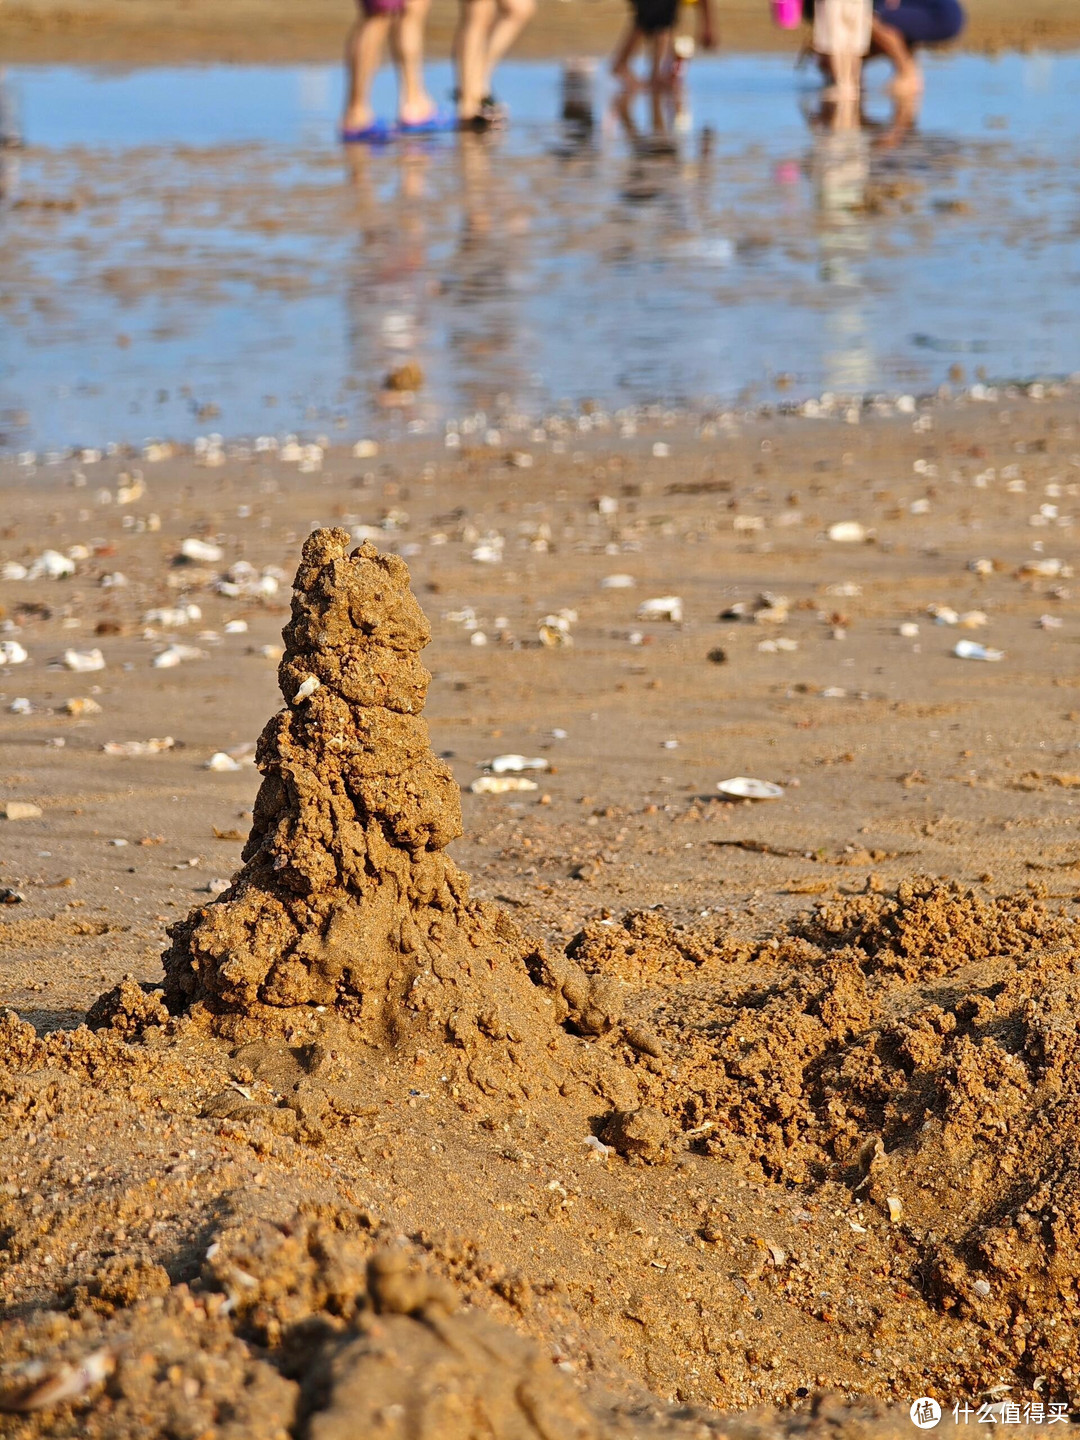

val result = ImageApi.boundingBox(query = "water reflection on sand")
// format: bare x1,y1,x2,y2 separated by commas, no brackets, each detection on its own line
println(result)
0,55,1078,448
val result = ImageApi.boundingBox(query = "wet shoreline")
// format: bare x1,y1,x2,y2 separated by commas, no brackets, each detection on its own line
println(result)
4,54,1080,454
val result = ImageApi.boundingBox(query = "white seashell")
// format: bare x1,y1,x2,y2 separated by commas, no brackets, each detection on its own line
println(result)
103,738,174,757
469,776,539,795
27,549,75,580
180,537,223,564
601,574,635,589
954,640,1004,662
596,496,619,516
1020,557,1072,578
827,521,868,543
63,648,105,673
294,675,321,701
484,755,550,775
152,644,204,669
887,1196,904,1223
9,697,32,714
1,641,28,665
470,631,488,647
224,620,248,634
716,776,784,801
353,439,379,459
205,752,242,772
1,561,28,581
637,596,683,623
898,623,920,638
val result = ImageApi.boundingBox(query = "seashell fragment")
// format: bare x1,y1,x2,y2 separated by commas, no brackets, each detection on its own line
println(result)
0,641,28,665
827,521,867,543
637,596,683,623
716,777,784,801
103,738,175,757
180,537,223,563
63,648,105,673
483,755,550,775
294,676,321,702
886,1196,904,1223
469,776,539,795
954,640,1004,662
0,1347,115,1414
205,753,242,772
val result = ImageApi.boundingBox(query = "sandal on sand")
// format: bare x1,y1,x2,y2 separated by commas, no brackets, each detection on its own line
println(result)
341,119,393,144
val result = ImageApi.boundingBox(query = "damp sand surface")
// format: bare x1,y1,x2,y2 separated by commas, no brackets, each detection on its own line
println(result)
3,54,1080,450
2,390,1080,1433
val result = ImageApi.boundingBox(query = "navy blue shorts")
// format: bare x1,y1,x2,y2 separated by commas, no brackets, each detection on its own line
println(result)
872,0,964,44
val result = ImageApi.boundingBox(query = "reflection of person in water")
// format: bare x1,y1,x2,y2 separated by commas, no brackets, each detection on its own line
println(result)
342,143,433,406
442,135,530,407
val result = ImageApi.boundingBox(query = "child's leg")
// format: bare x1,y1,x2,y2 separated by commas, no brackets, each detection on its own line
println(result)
481,0,536,94
456,0,496,119
344,6,392,130
611,17,642,81
390,0,435,124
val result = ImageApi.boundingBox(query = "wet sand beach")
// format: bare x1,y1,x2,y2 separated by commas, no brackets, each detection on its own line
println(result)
3,0,1080,65
2,385,1080,1434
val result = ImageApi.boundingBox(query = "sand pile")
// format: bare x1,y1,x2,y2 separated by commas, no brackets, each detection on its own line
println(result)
161,530,619,1090
590,880,1080,1399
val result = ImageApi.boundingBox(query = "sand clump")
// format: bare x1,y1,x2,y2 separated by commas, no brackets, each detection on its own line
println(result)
160,530,617,1094
593,879,1080,1399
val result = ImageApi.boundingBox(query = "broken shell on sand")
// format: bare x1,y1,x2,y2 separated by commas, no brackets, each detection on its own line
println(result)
716,776,784,801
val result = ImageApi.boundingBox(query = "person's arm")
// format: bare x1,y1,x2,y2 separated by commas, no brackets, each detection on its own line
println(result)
696,0,716,50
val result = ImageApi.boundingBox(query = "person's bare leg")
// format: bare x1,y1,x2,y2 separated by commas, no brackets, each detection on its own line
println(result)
343,8,392,132
870,13,922,97
481,0,536,94
391,0,435,124
611,17,641,85
456,0,496,119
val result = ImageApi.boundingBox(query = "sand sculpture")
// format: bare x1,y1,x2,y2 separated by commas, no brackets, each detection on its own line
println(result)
162,528,619,1068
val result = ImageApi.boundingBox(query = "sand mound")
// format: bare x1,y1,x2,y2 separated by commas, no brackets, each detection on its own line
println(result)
160,530,618,1090
608,880,1080,1397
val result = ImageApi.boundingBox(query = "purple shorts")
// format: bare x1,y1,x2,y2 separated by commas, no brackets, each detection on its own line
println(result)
362,0,405,15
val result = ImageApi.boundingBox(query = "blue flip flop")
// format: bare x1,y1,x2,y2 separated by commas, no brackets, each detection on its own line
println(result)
341,119,393,145
395,109,456,137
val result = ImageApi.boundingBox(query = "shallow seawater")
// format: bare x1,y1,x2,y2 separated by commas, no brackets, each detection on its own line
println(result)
1,53,1079,448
